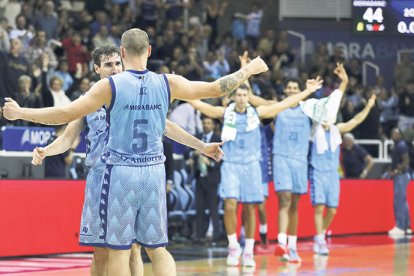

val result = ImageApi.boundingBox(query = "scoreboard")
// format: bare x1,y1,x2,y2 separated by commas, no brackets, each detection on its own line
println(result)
352,0,414,35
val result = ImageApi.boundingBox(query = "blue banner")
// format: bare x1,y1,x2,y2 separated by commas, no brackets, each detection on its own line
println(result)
1,126,86,152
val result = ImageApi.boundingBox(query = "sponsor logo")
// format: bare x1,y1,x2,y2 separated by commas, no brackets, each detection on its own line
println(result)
21,129,54,146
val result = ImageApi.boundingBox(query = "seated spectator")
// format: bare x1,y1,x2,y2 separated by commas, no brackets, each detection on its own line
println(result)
15,75,42,126
24,29,58,70
341,133,374,178
52,59,74,91
9,15,34,48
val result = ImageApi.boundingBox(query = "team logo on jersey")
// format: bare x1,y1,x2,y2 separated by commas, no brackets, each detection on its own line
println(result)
139,87,147,95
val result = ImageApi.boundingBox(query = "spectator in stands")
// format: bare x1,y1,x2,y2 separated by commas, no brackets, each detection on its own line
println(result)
24,30,58,70
193,116,222,243
41,54,71,107
61,31,91,76
134,0,162,29
92,26,116,48
89,11,111,37
0,17,10,52
67,76,90,101
2,0,21,29
377,88,399,138
341,133,374,178
388,128,412,237
257,30,275,59
0,38,30,100
32,0,59,39
9,14,33,48
163,0,191,21
44,125,78,179
394,53,414,87
52,59,74,92
245,3,263,48
398,80,414,132
203,51,230,80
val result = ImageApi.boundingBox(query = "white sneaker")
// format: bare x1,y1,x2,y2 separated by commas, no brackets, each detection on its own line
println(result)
388,226,405,236
406,228,413,235
242,252,256,267
314,241,329,255
226,244,242,266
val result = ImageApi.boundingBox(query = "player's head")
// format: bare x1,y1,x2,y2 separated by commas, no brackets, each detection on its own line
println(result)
92,44,122,79
233,84,250,110
391,127,402,142
120,28,151,60
202,116,215,134
343,132,355,150
283,78,302,96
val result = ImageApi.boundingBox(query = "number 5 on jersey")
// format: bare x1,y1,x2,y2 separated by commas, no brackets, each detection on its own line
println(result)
132,119,148,153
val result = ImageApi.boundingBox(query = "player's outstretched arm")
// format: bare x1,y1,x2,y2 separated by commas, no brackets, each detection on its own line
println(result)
32,119,84,165
337,94,376,133
164,120,224,162
256,77,323,119
188,100,225,119
167,56,268,101
334,63,349,93
3,79,111,125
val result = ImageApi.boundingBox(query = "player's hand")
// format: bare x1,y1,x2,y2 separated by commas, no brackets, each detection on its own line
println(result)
239,51,250,68
305,76,323,93
333,63,348,83
32,147,47,165
247,56,268,75
3,97,21,121
201,141,224,162
367,94,376,108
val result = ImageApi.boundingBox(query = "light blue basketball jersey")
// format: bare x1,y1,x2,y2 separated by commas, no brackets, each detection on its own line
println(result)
84,107,107,168
222,110,261,164
104,69,170,166
310,130,340,171
273,106,311,161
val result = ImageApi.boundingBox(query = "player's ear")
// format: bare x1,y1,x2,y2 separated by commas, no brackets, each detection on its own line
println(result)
120,46,126,59
94,64,99,75
148,45,152,58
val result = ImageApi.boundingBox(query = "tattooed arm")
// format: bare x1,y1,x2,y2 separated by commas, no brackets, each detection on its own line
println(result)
167,56,268,101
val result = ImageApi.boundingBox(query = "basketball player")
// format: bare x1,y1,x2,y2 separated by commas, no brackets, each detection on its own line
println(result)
310,94,376,255
31,44,224,276
249,63,349,263
189,77,322,267
3,28,268,276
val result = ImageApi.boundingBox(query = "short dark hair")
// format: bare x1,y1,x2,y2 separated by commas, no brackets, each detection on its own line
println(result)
92,44,120,66
283,78,302,90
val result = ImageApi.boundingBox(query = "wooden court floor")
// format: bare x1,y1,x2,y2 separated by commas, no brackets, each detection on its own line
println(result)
1,235,413,275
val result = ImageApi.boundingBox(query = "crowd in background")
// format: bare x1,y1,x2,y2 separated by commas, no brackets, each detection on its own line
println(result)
0,0,413,171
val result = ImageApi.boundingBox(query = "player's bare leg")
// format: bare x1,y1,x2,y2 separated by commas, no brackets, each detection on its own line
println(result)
90,247,108,276
130,244,143,276
145,247,176,276
107,248,131,276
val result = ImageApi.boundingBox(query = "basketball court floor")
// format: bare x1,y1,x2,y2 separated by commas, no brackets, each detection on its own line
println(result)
0,235,412,275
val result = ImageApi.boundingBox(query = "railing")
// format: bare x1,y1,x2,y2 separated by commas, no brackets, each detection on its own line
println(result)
355,139,393,162
362,61,380,86
287,30,306,67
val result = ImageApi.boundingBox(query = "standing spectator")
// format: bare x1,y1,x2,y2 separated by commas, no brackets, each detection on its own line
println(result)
15,75,43,126
134,0,162,29
9,15,34,48
32,0,59,39
0,38,30,99
92,26,116,48
388,128,412,236
44,125,78,178
0,17,10,52
341,133,374,178
394,53,414,87
24,30,58,70
245,3,263,48
193,116,222,243
398,80,414,132
378,88,399,138
61,31,91,75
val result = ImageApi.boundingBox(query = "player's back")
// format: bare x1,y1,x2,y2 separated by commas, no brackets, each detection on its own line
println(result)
104,69,170,166
273,106,310,161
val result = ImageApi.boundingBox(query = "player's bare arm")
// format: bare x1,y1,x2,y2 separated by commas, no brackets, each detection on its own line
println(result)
32,119,85,165
337,94,376,133
164,120,224,162
334,63,349,92
256,77,323,119
3,79,111,124
188,100,225,119
167,56,268,101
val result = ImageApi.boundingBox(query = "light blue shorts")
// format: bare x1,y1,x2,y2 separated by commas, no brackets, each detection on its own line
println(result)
98,164,168,249
262,182,269,198
309,166,340,208
219,161,264,203
273,155,308,194
79,164,105,246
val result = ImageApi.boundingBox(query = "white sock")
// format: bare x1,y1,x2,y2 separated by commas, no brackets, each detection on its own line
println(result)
259,224,267,234
227,233,239,248
245,239,255,254
278,233,287,245
288,235,297,250
315,233,325,244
